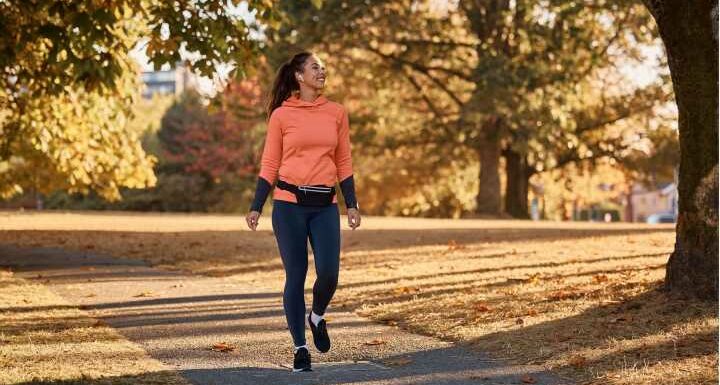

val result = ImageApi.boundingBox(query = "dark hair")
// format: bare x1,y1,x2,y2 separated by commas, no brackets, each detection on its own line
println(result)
267,52,313,119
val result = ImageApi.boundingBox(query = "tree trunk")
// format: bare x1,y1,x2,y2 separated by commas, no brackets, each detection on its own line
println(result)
625,182,634,222
475,136,502,216
504,148,531,219
642,0,718,299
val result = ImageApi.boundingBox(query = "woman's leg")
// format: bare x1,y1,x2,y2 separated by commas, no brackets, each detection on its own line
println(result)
271,200,310,347
307,203,341,316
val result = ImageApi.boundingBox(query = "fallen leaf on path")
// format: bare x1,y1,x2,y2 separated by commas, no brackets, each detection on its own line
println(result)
364,338,386,346
516,318,525,325
393,286,419,295
133,291,156,298
447,239,466,251
520,374,536,383
85,293,97,298
526,273,541,284
569,354,587,367
92,320,108,327
210,342,235,352
382,357,412,366
593,274,609,283
473,302,492,312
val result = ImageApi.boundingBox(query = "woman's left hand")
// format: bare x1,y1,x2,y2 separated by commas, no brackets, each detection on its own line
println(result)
347,208,361,230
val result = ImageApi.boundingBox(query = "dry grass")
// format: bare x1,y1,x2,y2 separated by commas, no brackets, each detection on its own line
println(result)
1,210,716,385
0,269,189,385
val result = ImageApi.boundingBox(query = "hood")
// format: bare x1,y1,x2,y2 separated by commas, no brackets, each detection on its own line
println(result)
282,94,329,109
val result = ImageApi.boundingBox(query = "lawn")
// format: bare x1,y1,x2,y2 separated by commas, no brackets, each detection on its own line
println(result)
0,210,716,385
0,269,189,385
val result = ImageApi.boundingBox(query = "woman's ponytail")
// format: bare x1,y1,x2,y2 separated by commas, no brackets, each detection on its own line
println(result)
267,52,313,119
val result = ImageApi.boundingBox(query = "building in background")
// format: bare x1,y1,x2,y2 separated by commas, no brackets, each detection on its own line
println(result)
629,182,678,223
141,63,197,99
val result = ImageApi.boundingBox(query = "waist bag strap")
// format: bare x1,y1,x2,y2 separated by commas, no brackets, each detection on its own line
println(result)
277,179,334,193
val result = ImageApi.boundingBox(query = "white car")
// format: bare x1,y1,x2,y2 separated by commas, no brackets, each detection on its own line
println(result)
646,212,676,224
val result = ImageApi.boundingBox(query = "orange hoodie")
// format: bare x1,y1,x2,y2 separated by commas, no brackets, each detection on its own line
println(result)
258,94,353,204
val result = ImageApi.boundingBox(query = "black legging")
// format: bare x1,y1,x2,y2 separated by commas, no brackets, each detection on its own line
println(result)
271,200,341,347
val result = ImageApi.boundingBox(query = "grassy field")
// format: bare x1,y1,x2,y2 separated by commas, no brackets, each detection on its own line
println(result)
0,210,716,385
0,269,189,385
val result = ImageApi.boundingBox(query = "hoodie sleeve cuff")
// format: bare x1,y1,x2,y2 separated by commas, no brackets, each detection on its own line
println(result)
250,177,273,213
339,175,358,209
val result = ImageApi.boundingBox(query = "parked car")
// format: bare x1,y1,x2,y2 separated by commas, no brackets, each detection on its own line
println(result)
646,212,676,224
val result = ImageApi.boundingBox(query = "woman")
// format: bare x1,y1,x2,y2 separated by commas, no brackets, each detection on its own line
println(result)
245,52,361,372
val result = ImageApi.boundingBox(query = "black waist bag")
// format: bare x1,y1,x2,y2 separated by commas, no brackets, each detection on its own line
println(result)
277,179,336,207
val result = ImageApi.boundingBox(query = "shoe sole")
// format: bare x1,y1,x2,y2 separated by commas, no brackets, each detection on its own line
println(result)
292,367,312,372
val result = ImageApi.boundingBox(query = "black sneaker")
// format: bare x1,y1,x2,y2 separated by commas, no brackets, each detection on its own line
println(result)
308,314,331,353
293,346,312,372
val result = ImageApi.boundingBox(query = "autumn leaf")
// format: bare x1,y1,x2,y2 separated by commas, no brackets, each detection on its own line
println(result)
447,239,466,251
133,291,156,298
92,320,108,327
473,302,492,312
593,274,609,283
210,342,235,352
363,338,386,346
393,286,419,295
520,374,536,383
516,318,525,325
569,354,587,367
526,273,541,284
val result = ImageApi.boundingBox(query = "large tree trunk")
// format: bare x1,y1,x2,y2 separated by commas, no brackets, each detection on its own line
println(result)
476,136,502,216
504,148,531,219
642,0,718,299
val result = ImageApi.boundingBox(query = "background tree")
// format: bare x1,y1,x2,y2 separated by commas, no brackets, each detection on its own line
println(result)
154,79,264,212
0,0,275,201
640,0,718,299
268,0,665,218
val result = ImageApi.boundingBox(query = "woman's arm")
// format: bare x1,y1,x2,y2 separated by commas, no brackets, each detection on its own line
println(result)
336,106,358,209
250,112,283,214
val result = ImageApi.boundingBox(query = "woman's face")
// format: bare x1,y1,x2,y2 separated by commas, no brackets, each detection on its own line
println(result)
296,55,326,90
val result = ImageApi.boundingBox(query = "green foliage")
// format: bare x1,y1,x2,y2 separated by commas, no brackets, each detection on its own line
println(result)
620,124,680,186
0,69,156,201
0,0,276,202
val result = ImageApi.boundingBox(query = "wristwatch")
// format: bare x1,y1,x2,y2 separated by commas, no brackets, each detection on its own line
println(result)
348,202,360,210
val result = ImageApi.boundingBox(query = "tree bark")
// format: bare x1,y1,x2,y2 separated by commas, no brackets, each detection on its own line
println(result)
475,135,503,216
642,0,718,299
504,148,531,219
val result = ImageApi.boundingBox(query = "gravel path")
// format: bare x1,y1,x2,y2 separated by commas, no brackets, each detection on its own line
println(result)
1,245,573,385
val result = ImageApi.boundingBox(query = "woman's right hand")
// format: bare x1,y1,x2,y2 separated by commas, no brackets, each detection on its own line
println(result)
246,210,261,231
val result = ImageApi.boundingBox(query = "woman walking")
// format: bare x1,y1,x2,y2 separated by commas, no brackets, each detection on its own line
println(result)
245,52,361,372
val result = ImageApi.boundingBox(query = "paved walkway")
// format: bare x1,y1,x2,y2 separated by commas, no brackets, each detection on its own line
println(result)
1,245,573,385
